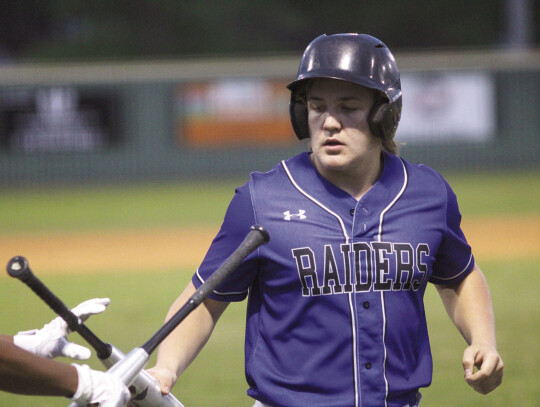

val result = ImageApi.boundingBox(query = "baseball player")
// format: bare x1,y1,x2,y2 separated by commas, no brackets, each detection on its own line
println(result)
1,297,130,406
148,33,503,406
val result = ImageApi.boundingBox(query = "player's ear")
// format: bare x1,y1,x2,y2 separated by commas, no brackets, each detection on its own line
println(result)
368,95,401,141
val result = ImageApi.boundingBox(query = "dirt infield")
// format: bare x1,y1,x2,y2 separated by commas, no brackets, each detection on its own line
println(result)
460,214,539,262
1,215,538,275
1,226,219,275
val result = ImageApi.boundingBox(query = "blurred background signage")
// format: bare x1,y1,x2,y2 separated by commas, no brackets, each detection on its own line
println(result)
0,86,119,152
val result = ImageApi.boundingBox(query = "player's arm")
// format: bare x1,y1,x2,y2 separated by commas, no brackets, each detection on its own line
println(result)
0,337,77,396
147,281,230,394
1,337,131,405
435,263,504,394
147,182,255,394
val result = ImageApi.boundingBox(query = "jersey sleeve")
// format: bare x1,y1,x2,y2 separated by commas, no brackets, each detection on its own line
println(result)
429,178,475,285
192,181,259,302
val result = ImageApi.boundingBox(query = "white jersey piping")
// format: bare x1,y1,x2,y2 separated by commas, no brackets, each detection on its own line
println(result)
281,160,360,407
430,253,474,282
377,157,408,407
194,268,249,296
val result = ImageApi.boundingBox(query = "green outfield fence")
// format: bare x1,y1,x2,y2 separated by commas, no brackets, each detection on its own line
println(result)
0,48,539,185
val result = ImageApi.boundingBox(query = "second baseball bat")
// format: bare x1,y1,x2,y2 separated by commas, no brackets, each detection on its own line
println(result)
104,224,269,385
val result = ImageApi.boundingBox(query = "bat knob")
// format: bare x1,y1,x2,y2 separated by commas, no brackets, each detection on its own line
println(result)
7,256,31,280
251,225,270,244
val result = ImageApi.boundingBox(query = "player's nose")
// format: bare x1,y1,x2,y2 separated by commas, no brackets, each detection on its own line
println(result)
322,110,341,132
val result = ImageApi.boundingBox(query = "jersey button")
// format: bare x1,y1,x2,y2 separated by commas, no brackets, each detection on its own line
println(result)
363,301,370,309
365,362,372,369
350,208,354,216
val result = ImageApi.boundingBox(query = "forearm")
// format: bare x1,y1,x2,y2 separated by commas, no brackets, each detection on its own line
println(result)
155,282,229,380
0,337,77,396
436,264,496,346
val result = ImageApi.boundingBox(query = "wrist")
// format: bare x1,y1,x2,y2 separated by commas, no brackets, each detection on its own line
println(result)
70,364,93,402
469,334,497,348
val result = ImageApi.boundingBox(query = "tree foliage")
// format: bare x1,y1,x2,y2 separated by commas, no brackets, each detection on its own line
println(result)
0,0,536,62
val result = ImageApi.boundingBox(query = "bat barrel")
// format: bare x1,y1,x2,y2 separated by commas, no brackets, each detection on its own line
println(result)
107,347,150,386
101,345,185,406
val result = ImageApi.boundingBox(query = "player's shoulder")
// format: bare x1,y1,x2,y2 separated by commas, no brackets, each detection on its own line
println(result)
228,154,307,202
248,152,309,184
398,154,442,179
397,154,452,196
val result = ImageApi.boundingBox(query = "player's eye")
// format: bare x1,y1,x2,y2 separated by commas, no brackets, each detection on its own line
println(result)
308,101,326,113
340,103,362,112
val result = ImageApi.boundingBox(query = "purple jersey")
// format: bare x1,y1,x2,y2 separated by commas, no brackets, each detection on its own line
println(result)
193,151,474,407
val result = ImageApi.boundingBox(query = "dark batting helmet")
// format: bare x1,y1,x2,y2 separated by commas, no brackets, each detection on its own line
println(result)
287,33,402,142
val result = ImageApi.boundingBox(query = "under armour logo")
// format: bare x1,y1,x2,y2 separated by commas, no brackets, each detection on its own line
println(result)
283,210,307,221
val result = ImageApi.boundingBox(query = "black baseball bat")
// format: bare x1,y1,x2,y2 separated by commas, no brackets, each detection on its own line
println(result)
104,224,269,385
6,255,112,359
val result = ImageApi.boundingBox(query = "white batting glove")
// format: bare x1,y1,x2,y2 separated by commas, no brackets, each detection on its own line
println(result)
70,364,131,407
13,298,110,360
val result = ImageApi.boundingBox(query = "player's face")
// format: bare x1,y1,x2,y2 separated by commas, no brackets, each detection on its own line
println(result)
307,78,381,179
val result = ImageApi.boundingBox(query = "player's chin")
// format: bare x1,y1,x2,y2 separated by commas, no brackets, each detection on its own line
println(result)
321,154,352,169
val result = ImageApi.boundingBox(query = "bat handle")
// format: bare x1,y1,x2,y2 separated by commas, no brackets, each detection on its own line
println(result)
7,256,80,330
6,256,112,360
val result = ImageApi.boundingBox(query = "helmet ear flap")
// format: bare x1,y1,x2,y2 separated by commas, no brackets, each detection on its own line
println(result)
289,96,310,140
368,98,402,141
291,95,402,141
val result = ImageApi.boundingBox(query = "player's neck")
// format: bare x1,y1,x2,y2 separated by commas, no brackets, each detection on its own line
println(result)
311,152,384,201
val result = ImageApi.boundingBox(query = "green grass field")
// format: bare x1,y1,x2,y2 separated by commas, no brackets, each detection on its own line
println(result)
0,169,538,406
